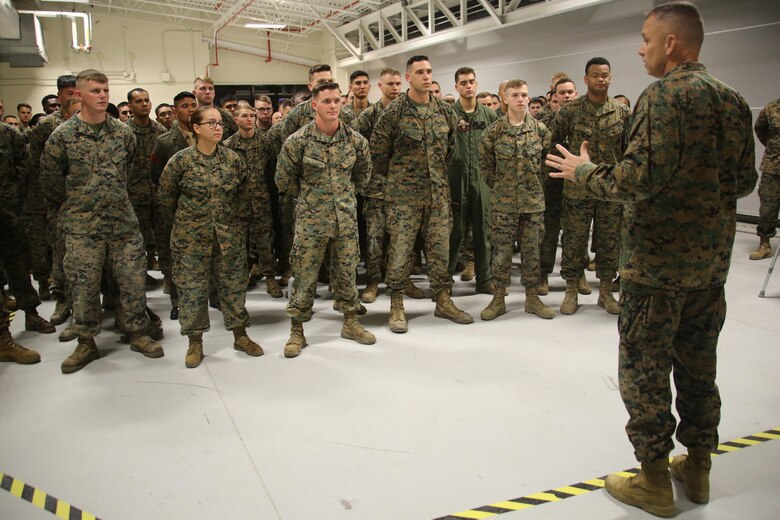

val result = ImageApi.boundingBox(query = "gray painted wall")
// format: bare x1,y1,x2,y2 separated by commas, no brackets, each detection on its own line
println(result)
351,0,780,217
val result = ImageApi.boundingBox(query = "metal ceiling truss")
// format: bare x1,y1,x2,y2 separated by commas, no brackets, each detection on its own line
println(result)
334,0,613,66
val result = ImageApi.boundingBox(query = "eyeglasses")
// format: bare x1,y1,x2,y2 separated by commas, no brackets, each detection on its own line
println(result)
256,107,272,111
197,120,225,129
120,110,131,116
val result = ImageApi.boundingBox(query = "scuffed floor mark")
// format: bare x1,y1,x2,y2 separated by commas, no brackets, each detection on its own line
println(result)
340,498,353,510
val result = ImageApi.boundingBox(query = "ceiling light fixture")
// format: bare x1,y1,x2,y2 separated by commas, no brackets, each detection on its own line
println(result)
244,23,287,29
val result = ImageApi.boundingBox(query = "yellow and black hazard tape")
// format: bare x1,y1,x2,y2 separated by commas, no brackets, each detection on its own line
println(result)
434,427,780,519
0,472,101,520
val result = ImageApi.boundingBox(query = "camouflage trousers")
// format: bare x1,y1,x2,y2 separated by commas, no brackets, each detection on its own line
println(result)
64,231,151,338
23,211,51,281
173,238,249,336
757,172,780,238
618,281,725,463
286,222,361,319
385,201,452,296
561,197,621,282
448,175,492,286
363,196,388,283
0,208,41,313
250,193,277,278
278,193,296,274
132,201,155,253
490,211,544,289
47,208,70,305
540,176,564,275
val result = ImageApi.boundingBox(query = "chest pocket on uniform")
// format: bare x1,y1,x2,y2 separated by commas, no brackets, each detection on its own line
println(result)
400,122,424,143
573,124,593,142
495,142,515,160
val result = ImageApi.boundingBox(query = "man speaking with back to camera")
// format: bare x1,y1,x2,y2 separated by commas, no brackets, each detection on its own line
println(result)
546,2,757,517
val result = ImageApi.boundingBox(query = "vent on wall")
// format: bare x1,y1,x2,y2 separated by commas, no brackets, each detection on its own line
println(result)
0,12,47,67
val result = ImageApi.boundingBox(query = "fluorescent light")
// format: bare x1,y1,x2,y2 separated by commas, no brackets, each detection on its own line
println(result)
42,0,90,3
244,23,286,29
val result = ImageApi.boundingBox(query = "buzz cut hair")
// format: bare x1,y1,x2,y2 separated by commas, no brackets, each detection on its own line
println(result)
505,79,528,91
56,74,77,90
585,57,611,75
554,77,576,91
475,91,493,100
173,91,197,105
406,55,429,70
308,64,332,81
17,102,32,111
127,88,148,103
379,68,401,78
155,103,172,115
253,94,272,105
350,70,369,83
194,76,215,86
76,69,108,85
454,67,476,83
311,81,341,99
647,1,704,47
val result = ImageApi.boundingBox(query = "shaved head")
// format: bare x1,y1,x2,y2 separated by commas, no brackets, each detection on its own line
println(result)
646,1,704,50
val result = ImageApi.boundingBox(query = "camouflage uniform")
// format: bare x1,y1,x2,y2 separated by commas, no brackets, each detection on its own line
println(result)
0,125,43,314
224,130,276,278
215,106,239,141
26,112,67,289
353,102,389,284
265,123,294,275
754,98,780,238
572,62,757,462
126,118,167,254
276,120,370,319
552,96,630,283
538,106,564,276
447,100,497,286
480,114,549,288
151,120,192,304
370,92,458,296
40,115,153,339
158,146,251,335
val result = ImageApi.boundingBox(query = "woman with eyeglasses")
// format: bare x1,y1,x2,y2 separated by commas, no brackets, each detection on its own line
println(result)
159,106,262,368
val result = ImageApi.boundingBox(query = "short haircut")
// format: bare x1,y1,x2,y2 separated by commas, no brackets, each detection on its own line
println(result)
127,88,148,103
76,69,108,84
379,68,400,78
220,95,239,105
406,55,429,70
235,104,255,114
17,103,32,111
350,70,369,83
647,1,704,47
30,113,46,126
585,57,611,74
549,72,568,87
529,97,545,106
253,94,272,105
431,81,441,88
475,91,493,100
173,91,197,106
117,101,129,110
279,100,293,110
106,103,119,118
554,77,576,91
155,103,172,115
3,115,18,122
194,76,215,86
312,81,340,99
454,66,475,83
56,74,77,90
505,79,528,91
308,64,331,81
41,94,58,107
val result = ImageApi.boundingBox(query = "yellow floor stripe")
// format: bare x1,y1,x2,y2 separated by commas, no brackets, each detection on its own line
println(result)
32,487,47,508
10,478,24,496
434,427,779,519
0,472,101,520
55,500,71,519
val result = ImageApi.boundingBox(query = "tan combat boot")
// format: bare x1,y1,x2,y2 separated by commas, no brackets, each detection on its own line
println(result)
59,320,77,342
538,273,549,295
284,320,307,358
0,330,41,364
480,290,506,321
460,260,475,281
360,282,379,303
61,337,100,374
577,273,592,295
434,290,474,324
130,333,164,358
25,310,55,334
265,277,283,298
560,281,579,315
233,326,264,357
405,279,425,299
605,459,676,518
525,287,555,319
185,333,204,368
389,293,408,333
749,237,772,260
597,280,621,315
50,300,71,325
671,448,711,504
341,314,376,344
